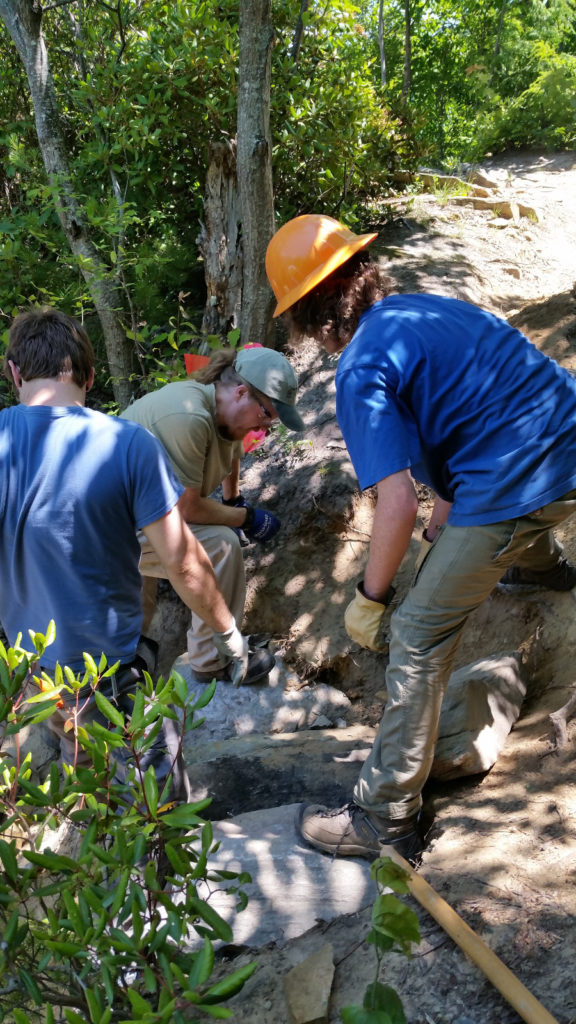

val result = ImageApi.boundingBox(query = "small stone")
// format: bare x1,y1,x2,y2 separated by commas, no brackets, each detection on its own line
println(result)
283,943,335,1024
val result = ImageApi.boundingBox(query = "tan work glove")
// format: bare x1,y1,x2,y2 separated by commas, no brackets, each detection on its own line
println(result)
344,582,395,652
212,619,249,687
414,530,435,574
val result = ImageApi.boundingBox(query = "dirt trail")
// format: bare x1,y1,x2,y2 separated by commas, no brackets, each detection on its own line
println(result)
229,150,576,1023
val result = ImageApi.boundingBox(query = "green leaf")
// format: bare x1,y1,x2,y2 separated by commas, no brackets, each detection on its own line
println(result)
188,898,233,942
23,849,78,872
44,939,86,956
371,857,411,894
94,690,125,727
127,988,153,1013
0,839,19,882
143,763,158,815
18,966,43,1005
370,894,420,955
200,961,258,1003
363,982,406,1023
12,1011,33,1024
340,1007,395,1024
160,799,211,827
188,937,215,989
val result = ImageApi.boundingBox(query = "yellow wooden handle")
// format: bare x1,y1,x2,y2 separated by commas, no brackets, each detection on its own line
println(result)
382,846,558,1024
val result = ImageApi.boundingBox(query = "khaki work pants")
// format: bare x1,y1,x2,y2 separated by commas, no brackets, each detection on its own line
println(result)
139,524,246,675
354,491,576,821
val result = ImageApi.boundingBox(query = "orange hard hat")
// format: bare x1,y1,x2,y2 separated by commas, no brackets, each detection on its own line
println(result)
266,214,378,317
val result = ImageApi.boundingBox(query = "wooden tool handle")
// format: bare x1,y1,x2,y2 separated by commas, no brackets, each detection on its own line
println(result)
382,846,558,1024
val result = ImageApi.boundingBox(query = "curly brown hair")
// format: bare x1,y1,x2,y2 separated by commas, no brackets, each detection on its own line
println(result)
283,253,392,350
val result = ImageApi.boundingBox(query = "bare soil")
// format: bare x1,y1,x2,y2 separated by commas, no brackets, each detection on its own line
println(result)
228,150,576,1024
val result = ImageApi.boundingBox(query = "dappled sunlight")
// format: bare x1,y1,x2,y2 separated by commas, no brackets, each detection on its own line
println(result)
194,805,376,948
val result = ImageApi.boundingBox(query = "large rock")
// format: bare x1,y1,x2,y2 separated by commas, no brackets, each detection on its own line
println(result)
191,803,377,949
177,652,351,753
431,651,528,781
186,724,375,819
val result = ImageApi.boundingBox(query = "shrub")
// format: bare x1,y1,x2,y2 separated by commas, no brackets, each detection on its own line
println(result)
0,626,255,1023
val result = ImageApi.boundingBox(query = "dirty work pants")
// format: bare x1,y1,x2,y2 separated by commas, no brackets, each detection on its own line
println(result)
139,524,246,676
354,490,576,821
44,637,191,804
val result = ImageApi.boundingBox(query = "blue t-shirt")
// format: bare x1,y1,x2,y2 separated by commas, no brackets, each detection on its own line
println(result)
336,294,576,526
0,405,183,670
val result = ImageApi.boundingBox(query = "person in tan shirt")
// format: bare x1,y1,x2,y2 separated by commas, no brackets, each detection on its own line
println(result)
122,346,304,685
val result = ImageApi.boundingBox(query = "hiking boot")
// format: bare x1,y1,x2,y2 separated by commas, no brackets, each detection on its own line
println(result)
498,557,576,592
192,646,276,686
299,801,423,864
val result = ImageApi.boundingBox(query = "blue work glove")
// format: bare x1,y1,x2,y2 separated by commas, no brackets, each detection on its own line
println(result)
242,506,281,543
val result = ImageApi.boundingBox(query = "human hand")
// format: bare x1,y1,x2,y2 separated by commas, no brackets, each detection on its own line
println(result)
344,581,394,651
212,620,249,687
242,506,281,543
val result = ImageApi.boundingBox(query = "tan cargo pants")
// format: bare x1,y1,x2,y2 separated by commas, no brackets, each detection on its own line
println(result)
139,524,246,675
354,490,576,821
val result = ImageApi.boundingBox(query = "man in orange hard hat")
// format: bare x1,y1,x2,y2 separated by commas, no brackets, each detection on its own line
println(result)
266,214,576,863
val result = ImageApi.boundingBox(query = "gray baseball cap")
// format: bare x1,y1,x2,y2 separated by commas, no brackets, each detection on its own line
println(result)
235,347,305,432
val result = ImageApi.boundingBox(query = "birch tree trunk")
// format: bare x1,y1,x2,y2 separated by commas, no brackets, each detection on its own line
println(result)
0,0,134,408
236,0,276,348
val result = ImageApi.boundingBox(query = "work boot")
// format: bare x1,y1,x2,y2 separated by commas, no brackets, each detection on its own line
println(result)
191,646,275,686
498,557,576,592
299,801,422,864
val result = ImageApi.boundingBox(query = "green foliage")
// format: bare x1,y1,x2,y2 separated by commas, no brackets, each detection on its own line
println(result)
2,0,576,400
271,1,410,222
0,627,255,1023
340,857,420,1024
473,50,576,154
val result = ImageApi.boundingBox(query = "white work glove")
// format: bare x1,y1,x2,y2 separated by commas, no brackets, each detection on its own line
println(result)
212,619,249,688
414,529,436,574
344,582,395,652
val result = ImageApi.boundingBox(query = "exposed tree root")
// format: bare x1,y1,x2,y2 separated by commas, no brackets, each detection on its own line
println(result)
549,690,576,749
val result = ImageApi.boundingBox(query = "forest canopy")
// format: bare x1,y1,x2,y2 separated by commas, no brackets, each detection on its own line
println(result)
1,0,574,402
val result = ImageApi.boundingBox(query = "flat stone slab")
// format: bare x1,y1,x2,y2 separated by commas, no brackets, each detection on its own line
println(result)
194,803,376,949
175,653,352,752
187,725,375,819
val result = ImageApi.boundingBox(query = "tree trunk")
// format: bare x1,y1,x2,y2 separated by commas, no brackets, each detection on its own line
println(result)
236,0,276,349
196,139,243,340
0,0,134,408
401,0,412,100
290,0,309,62
378,0,387,87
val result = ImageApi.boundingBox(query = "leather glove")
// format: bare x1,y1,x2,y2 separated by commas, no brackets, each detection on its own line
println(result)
242,506,281,543
212,620,249,687
344,581,395,652
414,529,435,574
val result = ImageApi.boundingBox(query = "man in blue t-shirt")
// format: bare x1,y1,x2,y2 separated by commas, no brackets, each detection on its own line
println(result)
265,214,576,863
0,307,249,800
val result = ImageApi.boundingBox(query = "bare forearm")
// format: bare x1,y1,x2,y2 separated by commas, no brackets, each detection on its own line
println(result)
143,508,234,633
425,495,452,540
363,471,419,601
177,489,246,527
166,555,233,633
221,460,240,502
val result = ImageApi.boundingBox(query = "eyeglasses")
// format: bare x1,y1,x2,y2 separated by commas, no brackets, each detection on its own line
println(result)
258,403,273,423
